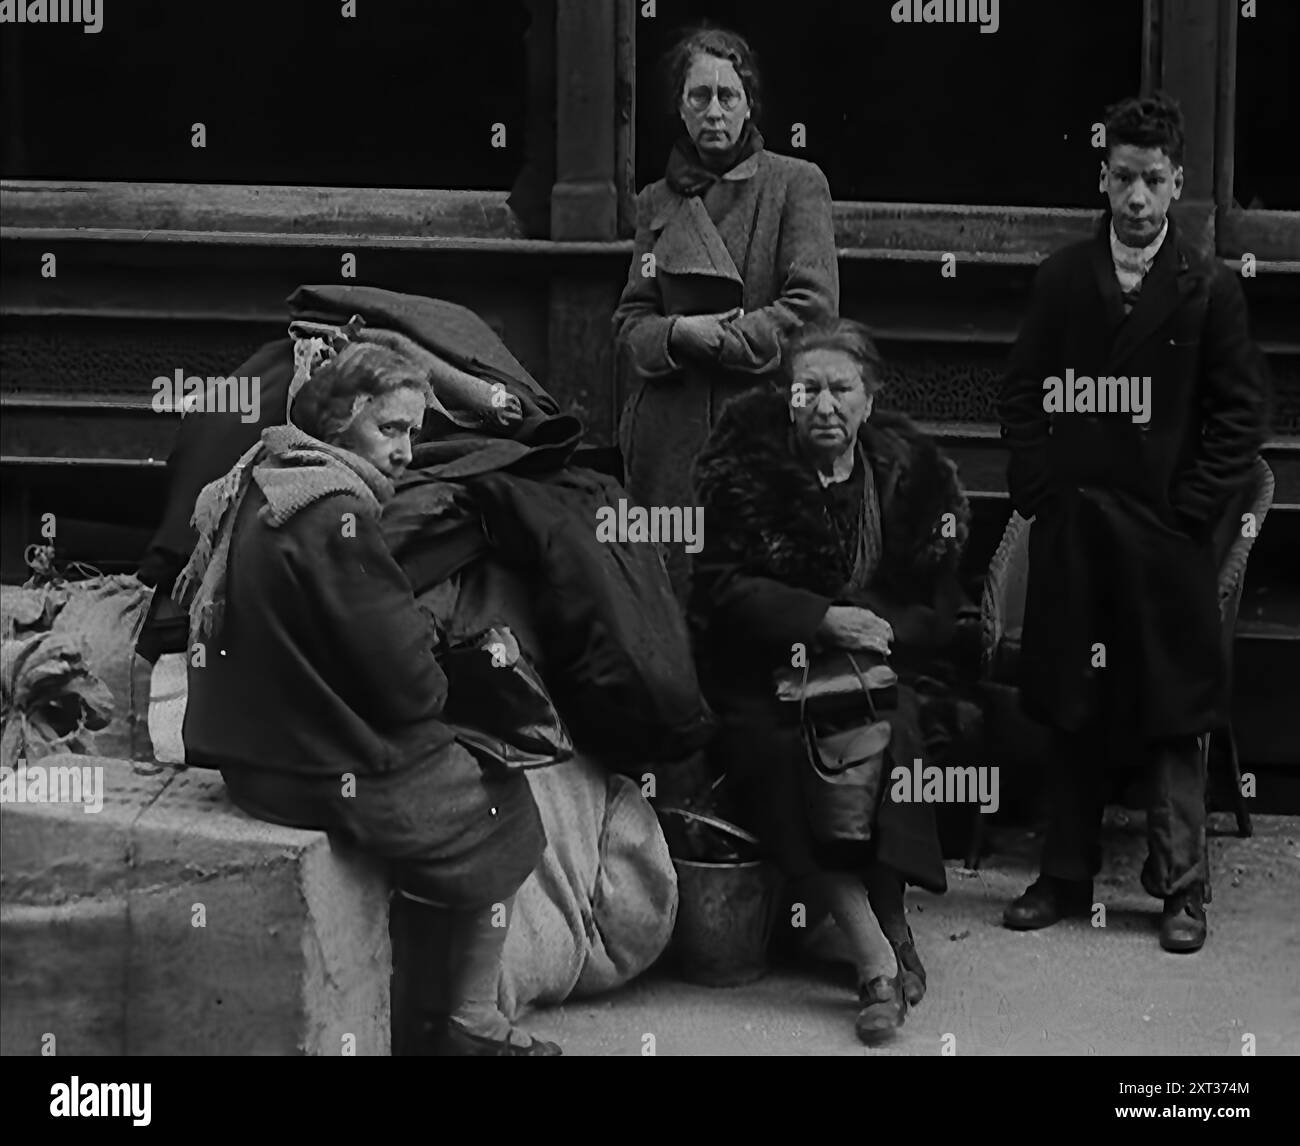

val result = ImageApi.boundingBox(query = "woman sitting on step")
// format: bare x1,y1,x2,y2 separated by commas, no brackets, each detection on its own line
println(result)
176,341,559,1056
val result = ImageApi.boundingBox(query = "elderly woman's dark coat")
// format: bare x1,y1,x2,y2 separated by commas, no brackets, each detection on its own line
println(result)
182,475,545,910
613,147,839,600
690,388,971,892
999,214,1269,743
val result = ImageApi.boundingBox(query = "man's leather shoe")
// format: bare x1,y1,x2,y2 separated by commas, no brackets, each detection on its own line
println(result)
855,972,907,1044
1002,876,1093,930
1160,886,1207,953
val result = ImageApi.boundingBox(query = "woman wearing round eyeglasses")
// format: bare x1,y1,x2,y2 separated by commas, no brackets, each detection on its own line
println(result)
613,24,839,602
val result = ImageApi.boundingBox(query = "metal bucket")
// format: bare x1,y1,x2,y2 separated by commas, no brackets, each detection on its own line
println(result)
671,856,780,987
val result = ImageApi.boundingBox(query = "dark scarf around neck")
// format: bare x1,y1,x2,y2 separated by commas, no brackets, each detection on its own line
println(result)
665,121,764,197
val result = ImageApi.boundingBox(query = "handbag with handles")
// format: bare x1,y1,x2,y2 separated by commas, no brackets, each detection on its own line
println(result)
787,652,894,844
437,625,573,771
774,650,899,719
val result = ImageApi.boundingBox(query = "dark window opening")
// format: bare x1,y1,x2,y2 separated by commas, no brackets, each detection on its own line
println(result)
0,0,532,190
1234,2,1300,211
635,0,1142,207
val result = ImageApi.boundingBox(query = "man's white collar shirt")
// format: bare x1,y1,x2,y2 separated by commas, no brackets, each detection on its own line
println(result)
1110,219,1169,294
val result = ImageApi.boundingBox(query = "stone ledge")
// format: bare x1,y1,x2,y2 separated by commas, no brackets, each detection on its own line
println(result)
0,755,390,1056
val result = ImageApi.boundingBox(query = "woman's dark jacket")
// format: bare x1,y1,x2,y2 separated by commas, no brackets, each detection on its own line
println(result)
182,483,544,909
998,214,1269,740
690,388,971,892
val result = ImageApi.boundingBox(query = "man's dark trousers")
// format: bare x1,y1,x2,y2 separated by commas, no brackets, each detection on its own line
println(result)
1042,728,1207,898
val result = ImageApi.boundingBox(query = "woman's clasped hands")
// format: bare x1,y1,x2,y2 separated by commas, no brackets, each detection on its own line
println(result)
669,307,744,361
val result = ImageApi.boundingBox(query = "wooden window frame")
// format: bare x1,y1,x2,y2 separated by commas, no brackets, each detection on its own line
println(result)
4,0,1296,265
1215,0,1300,267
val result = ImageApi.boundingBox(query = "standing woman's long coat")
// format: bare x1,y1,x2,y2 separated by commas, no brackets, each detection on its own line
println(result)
612,149,839,599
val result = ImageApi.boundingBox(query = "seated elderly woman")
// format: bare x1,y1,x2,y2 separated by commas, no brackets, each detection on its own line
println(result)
691,316,970,1043
176,341,559,1056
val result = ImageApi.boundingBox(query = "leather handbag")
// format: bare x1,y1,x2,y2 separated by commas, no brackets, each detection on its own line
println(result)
789,653,894,844
774,651,898,719
437,625,573,771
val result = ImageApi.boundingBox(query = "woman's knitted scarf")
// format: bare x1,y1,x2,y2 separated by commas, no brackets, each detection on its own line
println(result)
172,423,394,644
665,122,765,198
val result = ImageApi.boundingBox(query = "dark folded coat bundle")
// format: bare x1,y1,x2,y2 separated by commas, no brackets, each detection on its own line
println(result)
387,432,715,770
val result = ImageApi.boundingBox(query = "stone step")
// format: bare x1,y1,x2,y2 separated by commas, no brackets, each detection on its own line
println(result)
0,755,389,1056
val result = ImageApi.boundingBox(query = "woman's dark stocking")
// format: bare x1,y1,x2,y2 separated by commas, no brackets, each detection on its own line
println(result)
864,862,927,1004
863,862,909,943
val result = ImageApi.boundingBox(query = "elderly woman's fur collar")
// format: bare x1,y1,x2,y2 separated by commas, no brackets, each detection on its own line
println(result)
694,386,970,599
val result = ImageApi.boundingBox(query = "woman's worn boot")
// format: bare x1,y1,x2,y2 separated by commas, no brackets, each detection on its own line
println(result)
864,864,926,1005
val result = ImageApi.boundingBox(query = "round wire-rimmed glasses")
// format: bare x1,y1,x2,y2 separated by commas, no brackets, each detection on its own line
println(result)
684,85,745,113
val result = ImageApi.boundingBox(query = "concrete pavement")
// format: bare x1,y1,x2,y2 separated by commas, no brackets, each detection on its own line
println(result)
537,812,1300,1056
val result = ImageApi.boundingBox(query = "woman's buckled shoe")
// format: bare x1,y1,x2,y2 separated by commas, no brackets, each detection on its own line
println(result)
854,972,907,1044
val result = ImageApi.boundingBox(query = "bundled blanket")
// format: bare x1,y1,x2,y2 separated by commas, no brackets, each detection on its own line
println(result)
499,753,677,1018
2,557,152,761
420,561,679,1014
0,631,115,769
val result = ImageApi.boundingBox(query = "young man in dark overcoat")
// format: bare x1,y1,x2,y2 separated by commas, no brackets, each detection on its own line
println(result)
997,94,1269,952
